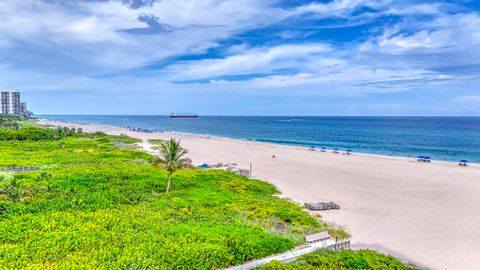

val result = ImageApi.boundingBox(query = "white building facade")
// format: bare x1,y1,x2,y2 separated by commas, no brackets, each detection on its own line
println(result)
1,90,22,115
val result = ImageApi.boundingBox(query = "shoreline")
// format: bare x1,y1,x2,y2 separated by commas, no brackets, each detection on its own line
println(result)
37,118,480,270
35,118,479,167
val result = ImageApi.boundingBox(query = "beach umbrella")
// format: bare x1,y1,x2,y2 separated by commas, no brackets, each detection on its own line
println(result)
460,160,468,163
198,164,209,168
347,150,352,152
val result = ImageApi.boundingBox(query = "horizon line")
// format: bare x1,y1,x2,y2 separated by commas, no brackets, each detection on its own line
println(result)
35,114,480,117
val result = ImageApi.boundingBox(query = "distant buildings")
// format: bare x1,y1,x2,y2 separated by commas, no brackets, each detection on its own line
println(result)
1,90,28,116
20,102,28,115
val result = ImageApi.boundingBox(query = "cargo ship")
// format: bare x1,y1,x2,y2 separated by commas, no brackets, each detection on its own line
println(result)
170,113,198,118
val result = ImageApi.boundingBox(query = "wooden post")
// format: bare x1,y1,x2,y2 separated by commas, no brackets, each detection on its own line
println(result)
249,162,252,178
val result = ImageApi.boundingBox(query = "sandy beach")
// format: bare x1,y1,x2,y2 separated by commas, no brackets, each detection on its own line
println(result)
38,119,480,270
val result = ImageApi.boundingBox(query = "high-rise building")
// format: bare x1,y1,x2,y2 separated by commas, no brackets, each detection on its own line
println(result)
1,90,22,115
20,102,28,115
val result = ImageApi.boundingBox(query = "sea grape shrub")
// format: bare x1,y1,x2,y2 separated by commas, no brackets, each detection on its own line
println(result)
257,249,416,270
0,130,318,269
0,124,410,269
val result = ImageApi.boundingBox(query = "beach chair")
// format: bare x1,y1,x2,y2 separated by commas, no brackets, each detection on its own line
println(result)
333,148,339,154
417,156,425,162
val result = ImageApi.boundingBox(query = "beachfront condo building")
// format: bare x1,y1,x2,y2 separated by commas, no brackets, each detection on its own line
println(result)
1,90,23,115
20,102,28,115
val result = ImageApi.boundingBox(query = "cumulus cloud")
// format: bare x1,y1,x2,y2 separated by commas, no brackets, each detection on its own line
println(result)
0,0,281,70
162,43,332,80
0,0,479,115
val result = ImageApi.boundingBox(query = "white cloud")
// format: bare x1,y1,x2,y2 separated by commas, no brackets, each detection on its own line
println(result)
385,3,443,16
362,12,480,54
0,0,281,69
292,0,445,20
293,0,390,18
162,43,332,80
456,96,480,102
0,0,479,115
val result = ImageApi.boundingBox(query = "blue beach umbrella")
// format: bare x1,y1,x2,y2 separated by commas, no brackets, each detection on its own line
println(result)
198,164,209,168
460,160,468,163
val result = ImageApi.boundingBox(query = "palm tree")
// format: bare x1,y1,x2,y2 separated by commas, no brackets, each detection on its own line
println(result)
154,138,192,192
0,178,28,202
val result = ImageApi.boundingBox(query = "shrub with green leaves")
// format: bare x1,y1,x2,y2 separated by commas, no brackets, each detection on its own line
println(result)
0,125,323,269
0,124,411,269
256,249,416,270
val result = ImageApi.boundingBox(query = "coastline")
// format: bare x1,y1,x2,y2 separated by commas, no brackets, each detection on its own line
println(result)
35,118,478,167
37,118,480,270
36,116,480,164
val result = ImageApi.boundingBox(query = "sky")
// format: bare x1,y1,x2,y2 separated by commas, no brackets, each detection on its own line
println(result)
1,0,479,116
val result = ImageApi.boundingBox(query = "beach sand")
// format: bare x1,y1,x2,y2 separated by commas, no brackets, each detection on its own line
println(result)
38,119,480,270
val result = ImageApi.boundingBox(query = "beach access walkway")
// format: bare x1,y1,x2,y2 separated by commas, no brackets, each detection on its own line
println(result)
225,233,350,270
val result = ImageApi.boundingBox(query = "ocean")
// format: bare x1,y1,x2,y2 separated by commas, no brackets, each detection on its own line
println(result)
39,115,480,163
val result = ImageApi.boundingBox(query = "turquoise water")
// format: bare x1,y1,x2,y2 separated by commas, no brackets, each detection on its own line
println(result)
39,115,480,163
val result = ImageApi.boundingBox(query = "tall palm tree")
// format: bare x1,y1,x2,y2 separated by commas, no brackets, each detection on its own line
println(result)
154,138,192,192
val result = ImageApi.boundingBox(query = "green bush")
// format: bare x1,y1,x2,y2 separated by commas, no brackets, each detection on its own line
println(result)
0,125,321,269
257,249,416,270
0,124,410,269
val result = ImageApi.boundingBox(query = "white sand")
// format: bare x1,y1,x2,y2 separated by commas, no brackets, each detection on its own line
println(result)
38,119,480,270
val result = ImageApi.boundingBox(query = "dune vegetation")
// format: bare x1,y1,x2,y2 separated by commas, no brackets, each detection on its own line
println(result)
256,249,415,270
0,119,324,269
0,117,413,269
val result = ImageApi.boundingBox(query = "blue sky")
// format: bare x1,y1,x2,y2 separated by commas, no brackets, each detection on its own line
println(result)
0,0,479,115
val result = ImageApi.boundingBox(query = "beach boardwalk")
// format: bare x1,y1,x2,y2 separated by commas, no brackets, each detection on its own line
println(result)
225,232,342,270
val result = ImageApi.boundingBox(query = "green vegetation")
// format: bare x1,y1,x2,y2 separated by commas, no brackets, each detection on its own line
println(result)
0,123,323,269
148,139,165,145
0,115,23,130
0,120,413,269
256,249,416,270
0,178,30,202
152,138,192,192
